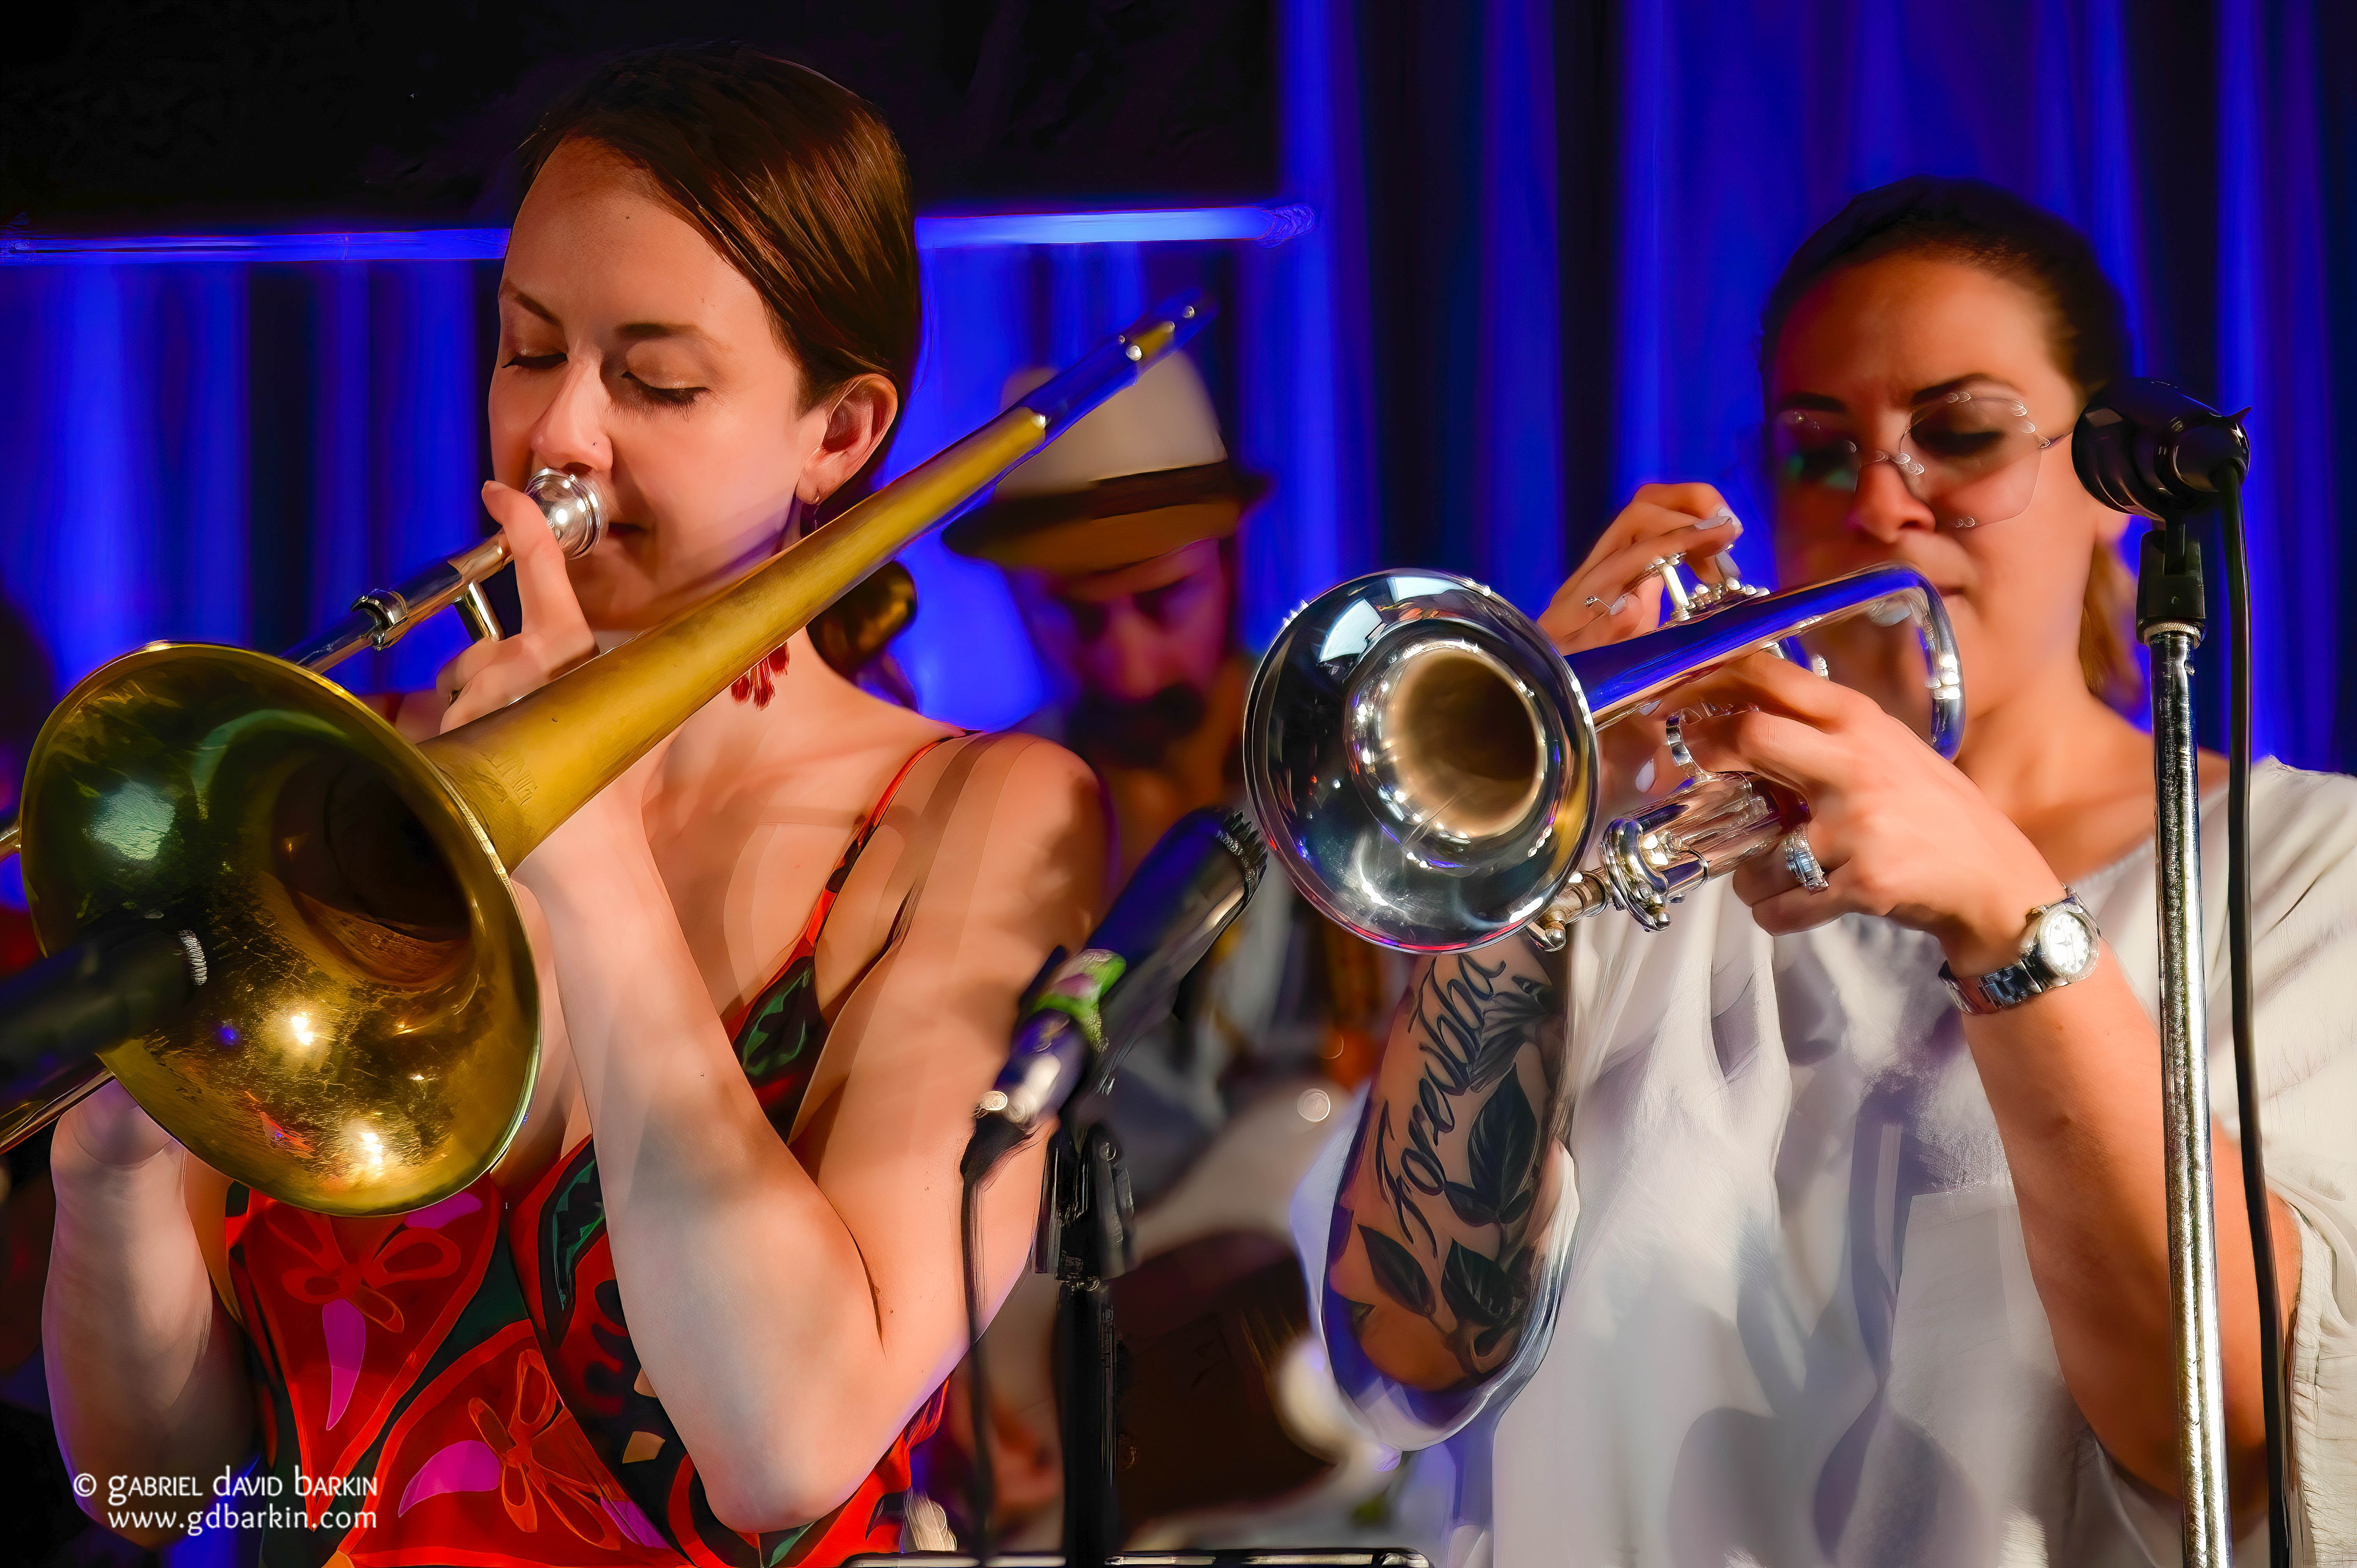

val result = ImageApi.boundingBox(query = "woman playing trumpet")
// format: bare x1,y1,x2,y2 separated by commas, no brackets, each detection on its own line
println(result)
43,45,1102,1563
1311,178,2355,1563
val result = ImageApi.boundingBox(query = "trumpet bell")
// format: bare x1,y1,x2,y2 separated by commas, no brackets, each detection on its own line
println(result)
1246,563,1963,954
18,643,534,1215
1245,572,1598,951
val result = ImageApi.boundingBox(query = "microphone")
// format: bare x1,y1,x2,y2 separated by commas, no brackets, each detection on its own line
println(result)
2074,378,2251,520
0,923,208,1087
961,808,1265,1183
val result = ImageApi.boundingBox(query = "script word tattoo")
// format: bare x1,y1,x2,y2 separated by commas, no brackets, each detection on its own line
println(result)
1350,939,1558,1378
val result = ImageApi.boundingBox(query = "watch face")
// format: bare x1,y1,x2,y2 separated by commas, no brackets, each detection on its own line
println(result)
2036,903,2099,980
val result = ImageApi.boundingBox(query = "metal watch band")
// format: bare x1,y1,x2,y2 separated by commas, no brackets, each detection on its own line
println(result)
1937,894,2095,1016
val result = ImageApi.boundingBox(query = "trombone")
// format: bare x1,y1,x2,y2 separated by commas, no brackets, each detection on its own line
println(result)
1244,558,1963,952
0,293,1212,1216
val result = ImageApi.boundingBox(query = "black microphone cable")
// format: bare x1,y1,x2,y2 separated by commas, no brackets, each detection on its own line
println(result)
959,1167,998,1564
2217,464,2290,1565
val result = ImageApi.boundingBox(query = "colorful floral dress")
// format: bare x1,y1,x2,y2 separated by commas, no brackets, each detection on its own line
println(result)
221,744,950,1568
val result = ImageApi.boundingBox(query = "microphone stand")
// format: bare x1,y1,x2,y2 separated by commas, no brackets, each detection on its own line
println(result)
1037,1123,1135,1568
2080,379,2263,1568
2136,518,2233,1567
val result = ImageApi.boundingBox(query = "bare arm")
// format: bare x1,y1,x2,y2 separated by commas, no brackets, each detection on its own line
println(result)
1691,652,2295,1514
519,734,1103,1531
44,1093,251,1545
1956,961,2298,1508
1329,481,1733,1392
1330,933,1566,1391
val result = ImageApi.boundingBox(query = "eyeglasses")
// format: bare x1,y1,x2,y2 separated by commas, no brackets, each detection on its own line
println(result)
1769,388,2060,528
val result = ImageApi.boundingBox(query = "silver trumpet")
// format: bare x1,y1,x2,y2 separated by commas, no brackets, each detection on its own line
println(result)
1243,559,1963,951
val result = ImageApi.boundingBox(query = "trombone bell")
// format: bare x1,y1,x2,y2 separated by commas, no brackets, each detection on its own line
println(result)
13,645,534,1215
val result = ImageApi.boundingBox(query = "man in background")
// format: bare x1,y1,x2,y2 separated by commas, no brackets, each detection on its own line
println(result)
938,358,1429,1552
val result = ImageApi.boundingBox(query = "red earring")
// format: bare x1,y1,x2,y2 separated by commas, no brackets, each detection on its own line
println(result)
731,645,791,708
730,493,814,708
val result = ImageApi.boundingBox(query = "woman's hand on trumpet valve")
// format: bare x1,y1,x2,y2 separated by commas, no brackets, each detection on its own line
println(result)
1535,482,1743,653
1678,652,2067,976
1535,482,1742,807
435,480,600,730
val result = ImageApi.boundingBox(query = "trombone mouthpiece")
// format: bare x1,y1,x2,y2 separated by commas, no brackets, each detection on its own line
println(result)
525,468,608,557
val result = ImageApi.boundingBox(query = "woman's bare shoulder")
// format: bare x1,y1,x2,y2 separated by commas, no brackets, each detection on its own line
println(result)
893,729,1102,841
835,729,1105,946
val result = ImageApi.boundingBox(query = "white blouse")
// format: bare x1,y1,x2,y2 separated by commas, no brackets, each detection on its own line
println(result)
1294,760,2357,1566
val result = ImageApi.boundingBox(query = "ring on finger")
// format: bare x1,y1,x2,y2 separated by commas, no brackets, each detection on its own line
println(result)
1783,827,1830,894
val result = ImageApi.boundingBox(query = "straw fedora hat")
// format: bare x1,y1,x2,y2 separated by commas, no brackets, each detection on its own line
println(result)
943,353,1268,574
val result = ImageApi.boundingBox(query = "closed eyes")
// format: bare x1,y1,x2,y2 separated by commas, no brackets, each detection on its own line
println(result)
498,352,706,407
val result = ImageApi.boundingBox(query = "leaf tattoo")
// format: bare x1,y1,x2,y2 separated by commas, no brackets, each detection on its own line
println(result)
1360,1225,1435,1315
1464,981,1552,1095
1463,1071,1538,1226
1441,1242,1513,1327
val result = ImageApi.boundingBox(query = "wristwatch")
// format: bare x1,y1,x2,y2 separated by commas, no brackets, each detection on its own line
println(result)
1938,893,2101,1015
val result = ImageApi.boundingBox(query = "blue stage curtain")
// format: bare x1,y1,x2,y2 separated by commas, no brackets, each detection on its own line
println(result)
1272,0,2353,771
2217,0,2339,767
1233,0,1383,650
3,2,2350,766
0,237,1247,763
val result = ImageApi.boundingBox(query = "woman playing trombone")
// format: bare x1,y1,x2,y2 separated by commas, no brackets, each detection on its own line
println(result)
43,44,1102,1564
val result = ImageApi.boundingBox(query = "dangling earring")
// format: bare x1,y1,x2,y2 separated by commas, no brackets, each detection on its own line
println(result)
731,645,791,709
733,486,818,710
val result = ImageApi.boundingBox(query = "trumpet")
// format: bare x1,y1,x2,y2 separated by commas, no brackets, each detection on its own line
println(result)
1243,559,1962,952
0,293,1212,1215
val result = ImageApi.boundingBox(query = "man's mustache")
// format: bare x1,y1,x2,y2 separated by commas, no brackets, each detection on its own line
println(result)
1069,683,1209,768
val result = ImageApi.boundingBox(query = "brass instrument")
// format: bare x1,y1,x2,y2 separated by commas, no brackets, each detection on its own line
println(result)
0,294,1211,1215
1244,560,1962,952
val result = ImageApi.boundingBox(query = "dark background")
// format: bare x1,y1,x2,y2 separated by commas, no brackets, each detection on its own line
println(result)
0,0,1276,224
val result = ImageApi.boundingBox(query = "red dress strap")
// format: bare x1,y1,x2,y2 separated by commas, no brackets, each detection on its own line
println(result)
720,735,956,1137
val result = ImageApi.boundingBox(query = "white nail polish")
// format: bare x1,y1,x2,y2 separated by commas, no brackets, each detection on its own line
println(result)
1609,593,1632,615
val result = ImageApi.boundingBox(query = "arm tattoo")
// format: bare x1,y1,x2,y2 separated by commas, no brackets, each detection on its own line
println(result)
1344,935,1562,1378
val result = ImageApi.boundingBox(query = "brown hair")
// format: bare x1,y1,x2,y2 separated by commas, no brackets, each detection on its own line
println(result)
518,42,923,685
1760,177,2140,708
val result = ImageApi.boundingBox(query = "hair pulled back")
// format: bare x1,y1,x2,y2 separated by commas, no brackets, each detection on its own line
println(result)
1759,176,2140,708
518,43,922,690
